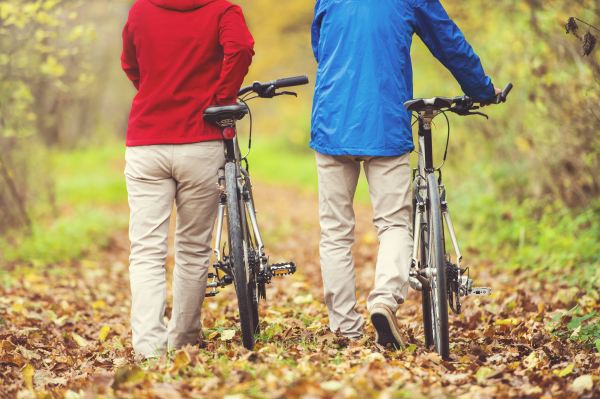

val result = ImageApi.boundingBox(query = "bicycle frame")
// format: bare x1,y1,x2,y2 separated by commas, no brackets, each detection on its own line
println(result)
213,129,265,263
410,113,463,284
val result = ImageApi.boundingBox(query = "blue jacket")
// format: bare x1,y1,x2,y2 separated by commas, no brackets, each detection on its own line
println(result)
310,0,495,156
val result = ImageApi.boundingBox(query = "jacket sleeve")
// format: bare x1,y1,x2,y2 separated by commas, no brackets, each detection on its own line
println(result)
413,0,494,100
215,6,255,105
311,0,324,62
121,18,140,90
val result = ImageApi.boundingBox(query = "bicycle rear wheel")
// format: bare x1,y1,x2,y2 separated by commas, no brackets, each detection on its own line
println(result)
420,224,435,349
225,162,255,350
426,173,449,360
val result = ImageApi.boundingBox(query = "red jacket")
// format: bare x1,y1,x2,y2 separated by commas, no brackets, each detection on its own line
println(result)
121,0,254,146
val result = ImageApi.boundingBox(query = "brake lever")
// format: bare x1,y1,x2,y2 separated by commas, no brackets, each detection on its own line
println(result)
466,111,488,119
273,91,297,97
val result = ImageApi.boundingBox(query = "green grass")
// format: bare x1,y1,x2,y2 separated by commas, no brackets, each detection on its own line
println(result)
0,143,128,268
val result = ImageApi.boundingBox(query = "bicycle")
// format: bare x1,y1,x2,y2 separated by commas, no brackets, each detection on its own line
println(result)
404,83,513,360
202,75,310,350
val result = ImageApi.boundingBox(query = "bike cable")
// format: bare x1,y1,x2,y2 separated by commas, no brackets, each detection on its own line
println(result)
238,95,256,161
434,110,451,171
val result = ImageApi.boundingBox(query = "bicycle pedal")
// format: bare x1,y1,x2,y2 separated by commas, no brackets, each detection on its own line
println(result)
270,262,297,276
205,291,219,297
468,287,491,296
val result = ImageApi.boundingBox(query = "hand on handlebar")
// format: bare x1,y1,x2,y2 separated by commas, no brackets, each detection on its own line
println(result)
480,87,503,108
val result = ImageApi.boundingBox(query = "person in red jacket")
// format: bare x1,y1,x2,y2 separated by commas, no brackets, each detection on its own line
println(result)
121,0,254,359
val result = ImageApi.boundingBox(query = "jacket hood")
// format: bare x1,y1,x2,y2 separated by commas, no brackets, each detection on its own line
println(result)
148,0,216,11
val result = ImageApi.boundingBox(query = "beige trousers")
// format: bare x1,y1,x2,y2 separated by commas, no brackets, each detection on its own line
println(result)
316,151,413,339
125,141,225,357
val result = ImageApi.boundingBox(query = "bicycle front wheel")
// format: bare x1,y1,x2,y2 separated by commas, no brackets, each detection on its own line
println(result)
426,173,449,360
225,162,255,350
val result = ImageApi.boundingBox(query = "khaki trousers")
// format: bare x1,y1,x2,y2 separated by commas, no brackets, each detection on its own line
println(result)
125,141,225,357
316,151,413,339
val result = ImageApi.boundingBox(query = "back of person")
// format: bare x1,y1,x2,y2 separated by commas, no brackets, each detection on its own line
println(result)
121,0,254,359
122,0,254,146
310,0,498,349
311,0,494,156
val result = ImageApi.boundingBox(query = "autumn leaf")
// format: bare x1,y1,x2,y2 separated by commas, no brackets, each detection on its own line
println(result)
553,363,574,377
99,325,110,342
22,363,34,391
293,293,314,304
570,375,593,394
221,330,236,341
72,333,89,347
171,349,191,373
475,367,494,384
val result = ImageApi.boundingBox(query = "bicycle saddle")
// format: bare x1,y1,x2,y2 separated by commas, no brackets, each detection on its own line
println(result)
203,102,248,126
404,97,453,112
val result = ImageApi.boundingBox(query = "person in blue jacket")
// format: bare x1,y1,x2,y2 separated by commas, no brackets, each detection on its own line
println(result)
311,0,501,349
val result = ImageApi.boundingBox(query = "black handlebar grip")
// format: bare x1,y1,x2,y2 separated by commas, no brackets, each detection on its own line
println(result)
273,75,309,89
500,83,513,103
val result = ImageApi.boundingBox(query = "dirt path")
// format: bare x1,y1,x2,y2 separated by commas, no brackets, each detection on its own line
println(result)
1,180,598,398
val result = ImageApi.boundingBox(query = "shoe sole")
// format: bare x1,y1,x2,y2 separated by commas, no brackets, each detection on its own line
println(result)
371,312,404,351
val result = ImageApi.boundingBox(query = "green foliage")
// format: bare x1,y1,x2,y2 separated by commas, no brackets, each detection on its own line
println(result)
547,306,600,352
0,142,127,267
0,207,123,266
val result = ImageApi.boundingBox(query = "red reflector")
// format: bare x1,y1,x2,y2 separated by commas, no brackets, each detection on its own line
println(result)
223,127,236,139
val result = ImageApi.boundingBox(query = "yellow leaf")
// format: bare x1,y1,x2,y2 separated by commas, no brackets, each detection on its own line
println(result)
475,366,494,384
493,318,518,325
92,300,105,309
11,303,23,313
208,331,219,340
99,325,110,342
72,333,88,347
221,330,236,341
113,338,124,351
22,364,34,391
554,363,574,377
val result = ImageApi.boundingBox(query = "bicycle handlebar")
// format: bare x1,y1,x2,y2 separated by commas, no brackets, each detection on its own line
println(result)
453,83,513,106
238,75,310,97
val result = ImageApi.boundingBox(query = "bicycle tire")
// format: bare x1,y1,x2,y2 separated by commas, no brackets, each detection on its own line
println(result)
225,162,255,350
420,224,435,349
242,171,261,336
426,173,449,360
250,281,259,334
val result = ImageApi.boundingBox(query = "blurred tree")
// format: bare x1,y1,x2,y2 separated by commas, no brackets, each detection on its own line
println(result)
0,0,98,234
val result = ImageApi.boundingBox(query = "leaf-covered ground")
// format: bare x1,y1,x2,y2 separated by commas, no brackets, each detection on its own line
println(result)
1,183,599,398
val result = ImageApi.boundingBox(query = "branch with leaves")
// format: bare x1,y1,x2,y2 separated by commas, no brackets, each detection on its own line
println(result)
565,17,598,57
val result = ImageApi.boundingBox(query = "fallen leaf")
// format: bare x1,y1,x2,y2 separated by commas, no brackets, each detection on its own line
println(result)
72,333,89,347
221,330,236,341
321,381,343,391
475,366,494,384
171,349,191,373
366,353,385,363
553,363,574,377
113,338,124,351
570,375,593,394
22,363,34,391
112,365,145,390
99,325,111,342
293,294,314,304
